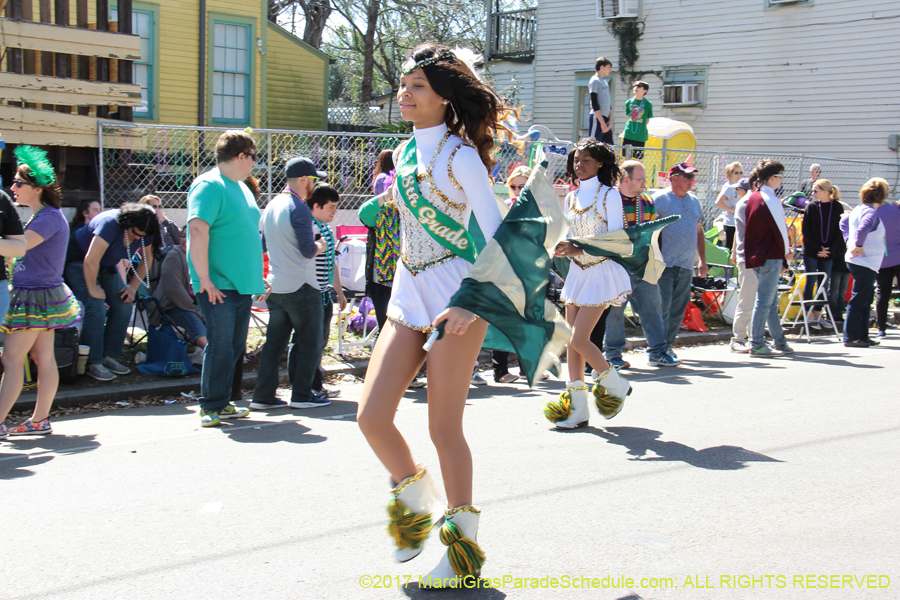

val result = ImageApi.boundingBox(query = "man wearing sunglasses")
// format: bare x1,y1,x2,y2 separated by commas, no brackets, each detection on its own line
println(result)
652,162,709,361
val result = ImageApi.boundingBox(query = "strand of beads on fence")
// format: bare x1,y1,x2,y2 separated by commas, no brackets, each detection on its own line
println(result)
99,123,898,231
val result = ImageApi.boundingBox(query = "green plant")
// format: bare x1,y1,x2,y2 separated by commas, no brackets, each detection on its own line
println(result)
607,18,661,91
371,120,413,135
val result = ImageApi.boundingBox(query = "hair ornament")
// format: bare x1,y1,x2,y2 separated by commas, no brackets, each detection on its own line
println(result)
13,145,56,187
402,50,455,75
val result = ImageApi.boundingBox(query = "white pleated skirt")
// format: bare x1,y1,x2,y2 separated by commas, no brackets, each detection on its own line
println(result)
561,259,632,307
386,256,471,332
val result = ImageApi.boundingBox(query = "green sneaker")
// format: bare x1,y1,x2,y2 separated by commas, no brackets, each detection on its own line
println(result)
774,343,795,355
218,404,250,420
200,409,222,428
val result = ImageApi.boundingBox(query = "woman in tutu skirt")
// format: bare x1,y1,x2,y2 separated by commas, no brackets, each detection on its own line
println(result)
0,146,80,439
547,139,632,429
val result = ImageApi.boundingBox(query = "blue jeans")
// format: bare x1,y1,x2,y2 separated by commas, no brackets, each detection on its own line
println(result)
254,284,323,404
750,259,787,349
831,269,850,318
605,274,668,359
802,255,834,313
844,263,877,342
165,308,207,343
64,261,133,363
658,266,693,350
197,289,252,412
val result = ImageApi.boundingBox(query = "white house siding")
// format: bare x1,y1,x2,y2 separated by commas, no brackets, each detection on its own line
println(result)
531,0,900,163
485,60,536,123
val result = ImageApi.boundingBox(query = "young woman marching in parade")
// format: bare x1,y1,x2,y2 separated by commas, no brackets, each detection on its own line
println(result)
355,44,509,587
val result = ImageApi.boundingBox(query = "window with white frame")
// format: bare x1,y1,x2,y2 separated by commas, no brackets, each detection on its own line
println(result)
597,0,639,19
213,22,251,124
111,6,154,117
662,65,707,107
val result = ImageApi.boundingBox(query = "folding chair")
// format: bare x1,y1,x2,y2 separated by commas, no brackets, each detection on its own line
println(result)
336,294,378,355
779,271,839,343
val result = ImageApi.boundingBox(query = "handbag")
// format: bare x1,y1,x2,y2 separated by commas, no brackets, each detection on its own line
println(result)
136,297,200,377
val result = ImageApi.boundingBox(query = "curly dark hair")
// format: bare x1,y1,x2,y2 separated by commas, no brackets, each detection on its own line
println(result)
564,138,621,187
116,202,161,248
406,43,513,172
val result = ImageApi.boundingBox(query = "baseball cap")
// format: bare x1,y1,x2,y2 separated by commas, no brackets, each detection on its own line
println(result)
285,157,327,179
669,162,698,176
735,178,750,191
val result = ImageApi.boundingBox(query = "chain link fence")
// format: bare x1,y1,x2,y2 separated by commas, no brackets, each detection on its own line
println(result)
99,123,899,230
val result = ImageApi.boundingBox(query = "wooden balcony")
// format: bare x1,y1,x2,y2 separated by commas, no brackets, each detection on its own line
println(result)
1,0,142,148
486,8,536,62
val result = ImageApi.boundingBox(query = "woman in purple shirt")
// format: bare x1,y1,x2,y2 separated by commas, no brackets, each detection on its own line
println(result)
0,146,80,438
874,198,900,337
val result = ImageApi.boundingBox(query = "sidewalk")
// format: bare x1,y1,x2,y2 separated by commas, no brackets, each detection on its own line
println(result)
12,330,731,412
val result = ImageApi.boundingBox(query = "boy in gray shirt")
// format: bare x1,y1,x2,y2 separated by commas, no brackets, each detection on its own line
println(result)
588,57,613,144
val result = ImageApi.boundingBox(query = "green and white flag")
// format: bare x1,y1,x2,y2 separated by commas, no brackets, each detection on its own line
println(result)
440,164,680,386
569,214,680,284
443,162,571,386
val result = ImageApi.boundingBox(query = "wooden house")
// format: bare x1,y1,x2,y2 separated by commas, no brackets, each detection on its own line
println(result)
485,0,900,163
1,0,328,202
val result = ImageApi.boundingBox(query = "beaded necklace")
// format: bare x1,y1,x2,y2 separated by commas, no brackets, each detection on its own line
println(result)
818,200,834,246
622,193,645,226
569,180,606,220
312,215,336,305
124,229,151,290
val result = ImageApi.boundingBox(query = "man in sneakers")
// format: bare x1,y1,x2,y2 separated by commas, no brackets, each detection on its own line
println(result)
186,130,265,427
729,178,754,353
605,161,678,368
306,184,347,400
653,163,709,360
253,157,333,411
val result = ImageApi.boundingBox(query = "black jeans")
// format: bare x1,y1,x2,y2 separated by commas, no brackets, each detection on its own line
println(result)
368,282,392,332
875,263,900,331
492,351,510,381
844,264,878,343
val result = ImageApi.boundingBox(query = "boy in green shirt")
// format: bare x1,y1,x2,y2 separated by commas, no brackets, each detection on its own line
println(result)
623,80,653,159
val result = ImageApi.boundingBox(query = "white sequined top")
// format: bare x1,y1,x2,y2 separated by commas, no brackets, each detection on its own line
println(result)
392,123,502,274
566,176,625,269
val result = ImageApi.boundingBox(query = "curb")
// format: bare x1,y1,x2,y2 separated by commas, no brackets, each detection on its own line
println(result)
13,332,729,413
12,359,369,413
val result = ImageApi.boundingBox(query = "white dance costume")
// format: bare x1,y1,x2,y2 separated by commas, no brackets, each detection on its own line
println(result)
560,177,632,307
387,123,503,332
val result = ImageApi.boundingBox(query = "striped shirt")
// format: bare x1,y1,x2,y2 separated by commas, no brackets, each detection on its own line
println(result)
621,192,658,227
312,220,335,292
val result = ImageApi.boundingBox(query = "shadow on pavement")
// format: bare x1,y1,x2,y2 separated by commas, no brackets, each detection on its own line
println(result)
588,426,782,470
0,452,54,479
0,433,101,478
222,419,327,445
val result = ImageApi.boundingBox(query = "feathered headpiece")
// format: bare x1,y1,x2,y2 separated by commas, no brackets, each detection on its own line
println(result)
13,145,56,187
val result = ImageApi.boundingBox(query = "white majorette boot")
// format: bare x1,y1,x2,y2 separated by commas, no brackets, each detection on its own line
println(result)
543,380,590,428
387,465,443,562
592,366,631,419
421,505,485,588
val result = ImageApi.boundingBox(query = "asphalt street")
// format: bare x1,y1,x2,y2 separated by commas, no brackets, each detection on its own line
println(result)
1,338,898,600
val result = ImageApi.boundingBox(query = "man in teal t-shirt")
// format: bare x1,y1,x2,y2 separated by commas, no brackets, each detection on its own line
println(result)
187,129,264,427
623,80,653,159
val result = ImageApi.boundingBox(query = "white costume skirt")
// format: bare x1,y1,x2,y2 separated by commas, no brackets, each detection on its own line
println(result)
387,256,471,332
561,259,632,307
